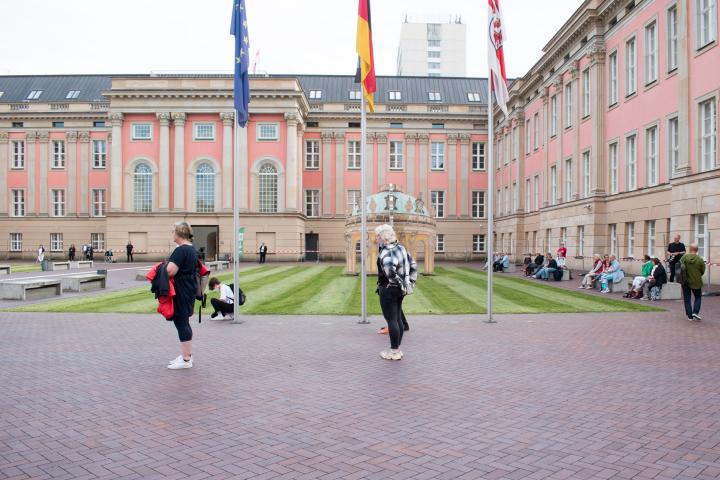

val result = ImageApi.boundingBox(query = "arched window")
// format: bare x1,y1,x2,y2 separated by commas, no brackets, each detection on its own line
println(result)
258,163,278,213
133,163,152,213
196,163,215,213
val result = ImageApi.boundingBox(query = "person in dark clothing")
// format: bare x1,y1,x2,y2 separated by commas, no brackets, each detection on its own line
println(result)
166,221,199,370
208,277,234,320
534,254,558,280
258,243,267,263
680,244,706,321
126,242,134,263
666,235,686,283
87,245,94,261
526,254,544,276
643,257,667,300
68,244,76,261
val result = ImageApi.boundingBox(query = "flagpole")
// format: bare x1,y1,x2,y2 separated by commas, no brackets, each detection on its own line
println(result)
359,94,369,324
232,110,242,323
485,75,496,324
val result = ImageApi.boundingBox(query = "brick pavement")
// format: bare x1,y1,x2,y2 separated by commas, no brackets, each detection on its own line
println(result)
1,307,720,480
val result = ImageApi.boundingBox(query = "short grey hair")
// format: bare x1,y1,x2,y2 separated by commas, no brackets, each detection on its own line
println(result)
173,221,193,240
375,224,397,244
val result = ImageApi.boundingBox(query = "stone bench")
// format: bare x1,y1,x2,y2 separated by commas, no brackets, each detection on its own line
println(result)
623,278,682,300
61,274,107,292
0,278,62,300
48,261,71,271
561,269,570,281
0,265,10,275
206,260,230,271
70,260,93,269
501,264,516,273
597,280,627,293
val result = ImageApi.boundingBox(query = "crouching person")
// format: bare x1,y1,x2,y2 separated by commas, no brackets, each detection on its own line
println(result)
208,277,234,320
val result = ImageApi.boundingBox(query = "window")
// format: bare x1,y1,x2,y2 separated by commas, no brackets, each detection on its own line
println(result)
626,134,637,190
309,90,322,100
12,141,25,168
561,227,568,245
428,39,441,47
390,122,403,128
564,82,573,128
11,190,24,217
627,222,635,257
694,213,708,259
700,98,717,171
534,175,540,211
696,0,717,49
305,189,320,217
196,163,215,213
133,163,153,213
11,122,23,128
10,233,22,252
512,127,519,160
467,92,481,102
92,189,106,217
504,187,510,215
647,220,656,256
428,92,441,102
26,90,42,100
91,233,105,251
582,151,591,198
668,117,679,176
428,62,441,70
471,191,485,218
432,123,445,129
306,121,319,128
428,51,441,59
472,142,485,170
533,113,539,149
389,141,404,170
564,159,573,201
389,91,402,101
668,6,678,71
50,233,63,252
525,178,531,212
51,189,66,217
504,133,510,164
52,140,65,168
258,163,278,213
194,123,215,140
610,224,618,256
66,90,81,99
94,121,105,128
347,141,361,169
431,191,445,218
550,95,558,136
89,140,107,168
609,51,619,105
609,142,619,194
550,165,558,205
257,123,279,141
645,21,658,84
646,126,659,186
435,234,445,253
0,91,3,98
578,226,585,257
473,234,486,253
525,119,532,154
52,122,64,128
132,123,152,140
496,189,501,215
582,69,591,117
431,142,445,170
346,90,361,101
512,182,518,213
347,190,361,214
305,140,320,169
626,38,637,96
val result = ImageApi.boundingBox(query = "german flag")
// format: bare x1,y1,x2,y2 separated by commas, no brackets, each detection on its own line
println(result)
356,0,376,112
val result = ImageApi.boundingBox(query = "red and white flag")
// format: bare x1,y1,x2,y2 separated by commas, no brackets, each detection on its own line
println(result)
488,0,509,115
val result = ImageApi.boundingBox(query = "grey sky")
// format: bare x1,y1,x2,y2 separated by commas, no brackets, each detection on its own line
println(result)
0,0,580,78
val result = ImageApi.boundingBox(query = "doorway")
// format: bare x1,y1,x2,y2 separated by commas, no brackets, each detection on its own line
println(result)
193,225,219,261
305,233,319,261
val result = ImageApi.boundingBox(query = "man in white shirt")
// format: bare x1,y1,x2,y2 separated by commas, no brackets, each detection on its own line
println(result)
208,277,234,320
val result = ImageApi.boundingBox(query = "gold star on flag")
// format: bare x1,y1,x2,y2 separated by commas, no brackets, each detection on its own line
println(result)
243,20,247,28
243,35,249,44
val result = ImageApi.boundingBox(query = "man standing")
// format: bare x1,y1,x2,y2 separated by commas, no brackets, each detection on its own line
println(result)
126,241,134,263
680,244,705,322
259,242,267,264
666,234,686,282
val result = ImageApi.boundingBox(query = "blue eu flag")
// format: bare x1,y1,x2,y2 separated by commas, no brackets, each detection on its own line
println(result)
231,0,250,127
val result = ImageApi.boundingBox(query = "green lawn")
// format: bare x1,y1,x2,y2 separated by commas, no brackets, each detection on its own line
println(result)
6,265,661,315
9,264,41,273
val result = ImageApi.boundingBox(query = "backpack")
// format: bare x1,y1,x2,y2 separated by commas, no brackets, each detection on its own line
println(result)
552,269,564,281
677,260,688,285
226,283,246,306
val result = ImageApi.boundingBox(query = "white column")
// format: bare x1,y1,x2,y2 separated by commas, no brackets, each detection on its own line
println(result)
590,44,607,194
376,133,387,190
220,112,234,211
297,126,304,214
238,123,249,212
38,132,49,216
285,112,299,212
676,0,691,175
460,134,470,217
447,134,458,217
321,132,333,216
157,112,171,211
66,131,77,215
26,132,37,215
334,133,345,216
0,132,7,215
109,112,124,211
405,133,417,196
79,131,90,215
172,112,186,211
365,133,376,197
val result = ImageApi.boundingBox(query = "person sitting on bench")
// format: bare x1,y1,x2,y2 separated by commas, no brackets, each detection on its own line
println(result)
493,252,510,272
208,277,234,320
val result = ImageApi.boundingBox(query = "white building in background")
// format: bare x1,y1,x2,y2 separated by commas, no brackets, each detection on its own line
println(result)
396,18,467,77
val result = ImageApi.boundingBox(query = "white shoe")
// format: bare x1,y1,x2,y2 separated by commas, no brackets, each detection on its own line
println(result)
380,349,402,361
168,355,183,365
693,313,702,322
210,314,225,321
167,356,193,369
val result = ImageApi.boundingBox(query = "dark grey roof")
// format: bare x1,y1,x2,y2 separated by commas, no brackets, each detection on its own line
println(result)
0,75,111,103
294,75,488,105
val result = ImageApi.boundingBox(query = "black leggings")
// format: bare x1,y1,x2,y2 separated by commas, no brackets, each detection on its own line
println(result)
379,285,404,349
172,316,192,342
211,298,234,316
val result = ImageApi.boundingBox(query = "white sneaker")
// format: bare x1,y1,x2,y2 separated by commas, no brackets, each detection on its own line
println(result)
693,313,702,322
167,356,193,369
168,355,183,365
380,349,403,361
210,314,225,321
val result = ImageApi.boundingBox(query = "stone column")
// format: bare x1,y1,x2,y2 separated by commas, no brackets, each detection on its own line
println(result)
676,0,691,176
285,112,299,212
447,133,458,217
572,63,581,200
78,131,90,215
26,132,37,215
515,113,526,212
0,132,7,215
321,132,333,216
334,132,345,216
157,112,171,211
418,134,429,203
556,79,564,205
66,131,77,215
109,112,124,211
589,43,607,194
459,134,470,217
220,112,234,211
376,133,387,189
365,133,376,197
172,112,186,211
38,132,49,216
238,123,249,212
297,124,304,212
405,133,417,196
542,90,551,207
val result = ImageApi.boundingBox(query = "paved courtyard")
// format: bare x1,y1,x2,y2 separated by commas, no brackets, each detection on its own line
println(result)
2,305,720,480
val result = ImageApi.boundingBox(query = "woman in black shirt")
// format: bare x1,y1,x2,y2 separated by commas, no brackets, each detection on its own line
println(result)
166,221,199,370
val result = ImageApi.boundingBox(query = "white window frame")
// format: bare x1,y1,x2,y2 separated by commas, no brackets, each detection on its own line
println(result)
578,225,585,257
473,234,486,253
534,175,540,211
10,233,22,252
644,20,658,85
647,220,656,256
699,97,717,172
52,140,65,169
609,142,619,194
347,190,361,214
582,151,591,198
504,186,510,215
512,182,518,213
435,234,445,253
550,165,558,205
66,90,81,99
667,5,679,72
696,0,717,50
625,37,637,96
610,224,618,256
626,134,637,191
193,123,216,141
92,189,106,217
564,82,573,128
512,126,519,160
646,125,659,186
525,119,531,154
550,95,558,136
694,213,709,259
564,158,573,202
582,69,591,118
11,140,25,169
389,141,404,170
26,90,42,100
91,233,105,251
50,233,63,252
428,92,441,102
525,178,531,212
471,142,485,171
305,189,320,217
256,123,279,142
431,190,445,218
131,123,152,140
471,191,485,219
11,189,25,217
533,112,539,149
347,141,361,169
389,91,402,101
93,140,107,168
349,90,362,100
467,92,481,102
431,142,445,170
305,140,320,170
309,90,322,100
627,222,635,258
668,117,680,176
609,51,619,106
51,189,66,217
